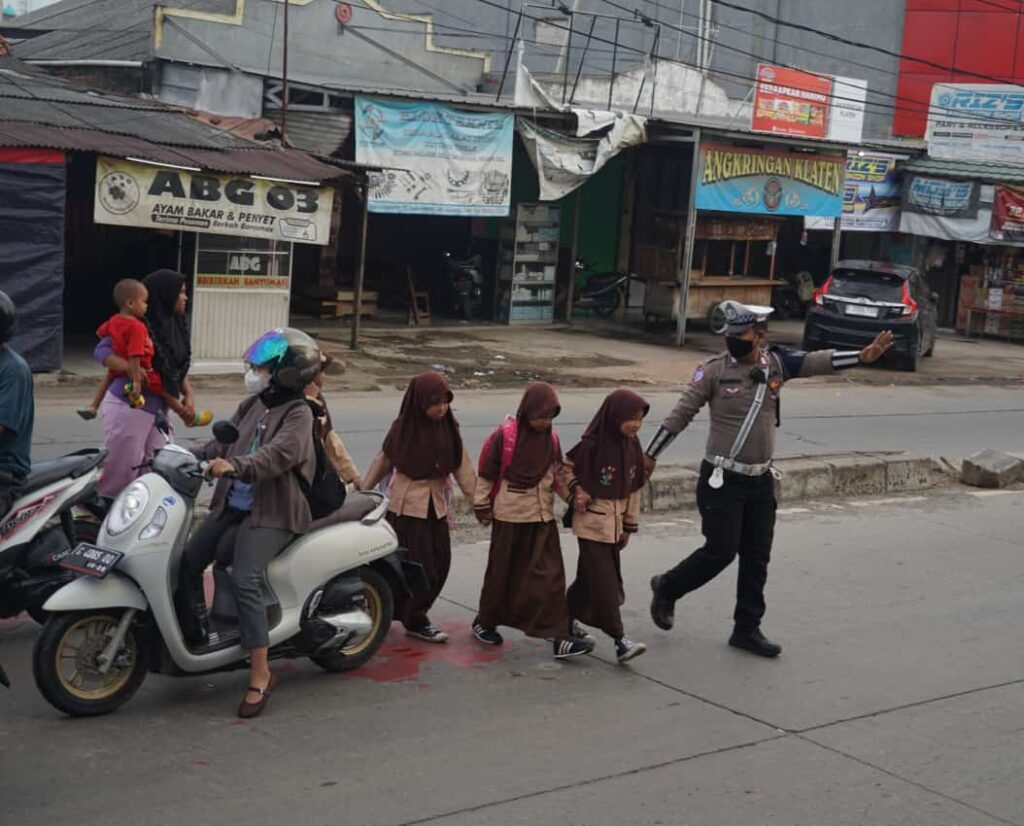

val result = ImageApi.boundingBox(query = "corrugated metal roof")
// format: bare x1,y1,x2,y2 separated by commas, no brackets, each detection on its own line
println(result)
901,157,1024,185
0,60,372,183
264,109,352,158
11,28,151,62
0,121,362,182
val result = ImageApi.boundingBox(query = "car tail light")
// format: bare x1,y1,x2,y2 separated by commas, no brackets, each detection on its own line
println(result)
900,282,918,317
813,275,833,307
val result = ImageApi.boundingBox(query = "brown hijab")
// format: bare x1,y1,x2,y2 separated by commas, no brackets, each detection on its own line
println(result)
567,388,649,500
482,381,562,488
382,372,462,480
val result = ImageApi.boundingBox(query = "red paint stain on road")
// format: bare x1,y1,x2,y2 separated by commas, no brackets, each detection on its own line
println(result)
347,620,510,683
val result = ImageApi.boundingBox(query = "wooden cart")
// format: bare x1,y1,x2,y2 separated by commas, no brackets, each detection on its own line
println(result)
641,215,781,332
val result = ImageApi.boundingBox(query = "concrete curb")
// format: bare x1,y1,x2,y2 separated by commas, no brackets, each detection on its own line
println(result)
446,452,949,519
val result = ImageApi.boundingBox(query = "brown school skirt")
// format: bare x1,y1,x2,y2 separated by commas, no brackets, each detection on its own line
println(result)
387,502,451,630
477,519,570,639
566,538,625,640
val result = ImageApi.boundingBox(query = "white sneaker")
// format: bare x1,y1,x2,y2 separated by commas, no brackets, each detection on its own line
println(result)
405,624,450,644
570,619,597,645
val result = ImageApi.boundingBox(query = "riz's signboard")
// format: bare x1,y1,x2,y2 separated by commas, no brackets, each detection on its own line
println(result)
926,83,1024,163
695,143,845,217
901,174,979,219
805,152,904,232
93,157,334,245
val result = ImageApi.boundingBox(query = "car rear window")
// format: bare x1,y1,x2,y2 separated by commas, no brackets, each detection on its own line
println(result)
829,269,904,302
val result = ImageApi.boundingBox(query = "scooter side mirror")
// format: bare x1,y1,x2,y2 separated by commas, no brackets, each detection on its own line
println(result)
212,421,240,445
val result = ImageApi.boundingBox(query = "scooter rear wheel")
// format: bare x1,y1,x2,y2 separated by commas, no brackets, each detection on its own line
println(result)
310,567,393,673
33,610,148,716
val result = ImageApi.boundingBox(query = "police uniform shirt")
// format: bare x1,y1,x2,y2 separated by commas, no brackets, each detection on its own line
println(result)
660,347,848,466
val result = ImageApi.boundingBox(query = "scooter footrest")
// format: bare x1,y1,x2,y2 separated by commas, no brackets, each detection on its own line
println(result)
191,629,240,654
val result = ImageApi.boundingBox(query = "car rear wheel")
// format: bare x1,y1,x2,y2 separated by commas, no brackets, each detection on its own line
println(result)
901,334,920,372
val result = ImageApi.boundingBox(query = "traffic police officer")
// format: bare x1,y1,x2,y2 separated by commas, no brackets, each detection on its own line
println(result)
644,300,893,657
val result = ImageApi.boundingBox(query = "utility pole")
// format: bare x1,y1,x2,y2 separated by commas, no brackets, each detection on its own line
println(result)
281,0,290,145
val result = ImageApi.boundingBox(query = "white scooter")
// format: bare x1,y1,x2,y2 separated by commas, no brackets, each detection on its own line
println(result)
32,423,422,717
0,449,107,623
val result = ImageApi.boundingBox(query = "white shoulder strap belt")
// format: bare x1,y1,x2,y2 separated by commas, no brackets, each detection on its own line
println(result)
708,372,767,490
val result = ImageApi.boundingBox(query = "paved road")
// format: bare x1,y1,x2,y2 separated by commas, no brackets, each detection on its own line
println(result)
2,489,1023,824
33,382,1024,468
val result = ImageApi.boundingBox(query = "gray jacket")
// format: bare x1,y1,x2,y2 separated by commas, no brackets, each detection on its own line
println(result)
199,395,316,534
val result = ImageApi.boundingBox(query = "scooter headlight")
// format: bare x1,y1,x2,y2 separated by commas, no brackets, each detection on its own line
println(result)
107,481,150,536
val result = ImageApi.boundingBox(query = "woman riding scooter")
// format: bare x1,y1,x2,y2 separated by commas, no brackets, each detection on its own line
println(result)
176,328,319,718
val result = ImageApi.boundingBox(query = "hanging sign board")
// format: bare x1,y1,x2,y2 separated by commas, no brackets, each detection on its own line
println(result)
354,96,513,216
901,174,979,219
990,186,1024,242
93,157,333,245
695,143,845,217
806,152,904,232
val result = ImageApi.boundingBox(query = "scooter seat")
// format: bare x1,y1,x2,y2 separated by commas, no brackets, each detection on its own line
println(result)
22,449,107,495
309,492,378,531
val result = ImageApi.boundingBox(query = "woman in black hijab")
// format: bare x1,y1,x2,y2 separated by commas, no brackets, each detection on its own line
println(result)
142,269,203,426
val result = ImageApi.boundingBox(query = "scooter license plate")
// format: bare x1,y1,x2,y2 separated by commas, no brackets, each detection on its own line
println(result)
57,543,124,579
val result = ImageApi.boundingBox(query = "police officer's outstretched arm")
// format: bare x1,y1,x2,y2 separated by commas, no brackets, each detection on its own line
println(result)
781,329,895,379
644,361,716,469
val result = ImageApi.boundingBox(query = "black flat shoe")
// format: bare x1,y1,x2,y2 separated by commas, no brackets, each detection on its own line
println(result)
728,629,782,658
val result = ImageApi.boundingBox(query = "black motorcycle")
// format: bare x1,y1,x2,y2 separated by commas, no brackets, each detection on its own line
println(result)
771,270,816,321
573,260,627,317
442,251,485,320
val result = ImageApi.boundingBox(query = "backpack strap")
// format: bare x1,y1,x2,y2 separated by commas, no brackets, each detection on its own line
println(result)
488,415,517,501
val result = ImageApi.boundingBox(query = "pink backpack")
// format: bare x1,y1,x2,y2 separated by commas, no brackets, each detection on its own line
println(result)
479,415,564,502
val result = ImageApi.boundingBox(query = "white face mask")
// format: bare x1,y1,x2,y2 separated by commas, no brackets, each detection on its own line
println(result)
244,368,270,395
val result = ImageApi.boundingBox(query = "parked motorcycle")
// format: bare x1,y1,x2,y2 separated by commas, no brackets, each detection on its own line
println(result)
771,270,816,321
0,449,107,624
573,260,627,317
442,251,485,320
32,423,423,717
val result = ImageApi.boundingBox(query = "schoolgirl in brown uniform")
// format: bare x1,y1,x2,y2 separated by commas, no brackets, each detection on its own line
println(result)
471,382,594,660
562,388,649,664
363,372,476,643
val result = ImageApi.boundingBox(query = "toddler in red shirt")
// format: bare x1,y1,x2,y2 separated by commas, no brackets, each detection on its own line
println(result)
88,279,162,412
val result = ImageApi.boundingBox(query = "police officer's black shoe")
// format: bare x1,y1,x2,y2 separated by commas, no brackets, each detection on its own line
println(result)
649,575,675,631
728,628,781,658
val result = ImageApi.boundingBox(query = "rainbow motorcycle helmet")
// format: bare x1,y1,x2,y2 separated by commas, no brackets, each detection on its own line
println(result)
242,328,322,393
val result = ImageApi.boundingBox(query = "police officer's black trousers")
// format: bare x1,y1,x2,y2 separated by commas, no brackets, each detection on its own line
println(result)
660,461,776,632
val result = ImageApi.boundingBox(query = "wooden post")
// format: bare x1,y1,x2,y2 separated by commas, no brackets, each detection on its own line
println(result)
566,193,581,323
675,129,701,347
830,216,842,268
743,240,751,275
728,241,736,276
349,182,370,350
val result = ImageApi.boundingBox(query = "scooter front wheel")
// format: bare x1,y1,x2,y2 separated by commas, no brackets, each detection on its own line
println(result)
33,610,148,716
310,567,393,673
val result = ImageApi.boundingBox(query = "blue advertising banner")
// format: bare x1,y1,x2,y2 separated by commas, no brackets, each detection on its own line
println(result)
901,174,979,219
806,151,905,232
695,142,845,217
354,97,513,216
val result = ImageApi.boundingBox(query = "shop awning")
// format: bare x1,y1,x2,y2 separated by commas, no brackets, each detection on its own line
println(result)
0,122,365,184
901,157,1024,186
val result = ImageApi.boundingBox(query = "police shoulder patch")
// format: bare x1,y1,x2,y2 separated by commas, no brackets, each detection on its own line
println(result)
692,365,706,384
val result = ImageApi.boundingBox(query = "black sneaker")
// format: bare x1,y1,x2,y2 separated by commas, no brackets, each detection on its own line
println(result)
553,637,593,659
570,619,596,645
649,575,675,631
728,628,782,658
615,636,647,664
472,620,503,646
405,624,450,644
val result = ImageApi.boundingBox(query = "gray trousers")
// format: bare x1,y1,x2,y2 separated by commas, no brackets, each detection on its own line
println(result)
180,510,293,649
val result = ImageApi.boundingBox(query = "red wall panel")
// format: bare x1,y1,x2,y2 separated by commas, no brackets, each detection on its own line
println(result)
955,12,1016,79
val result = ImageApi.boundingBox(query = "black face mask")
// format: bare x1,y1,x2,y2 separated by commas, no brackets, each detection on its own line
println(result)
725,336,755,359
